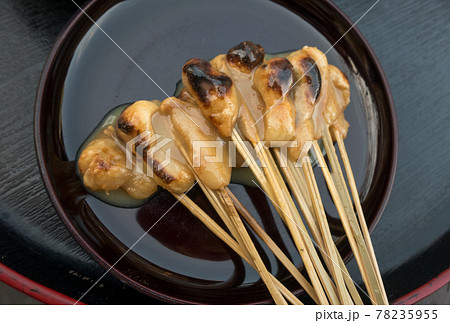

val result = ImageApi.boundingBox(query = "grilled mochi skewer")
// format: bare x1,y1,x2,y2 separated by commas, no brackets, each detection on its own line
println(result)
114,100,195,194
182,52,336,304
78,100,304,304
160,95,290,304
77,42,387,305
285,47,388,304
208,45,325,303
209,41,341,304
181,58,238,138
270,47,357,304
253,57,296,142
78,100,195,198
78,127,158,200
162,96,318,304
122,99,309,304
224,43,385,304
223,44,353,304
209,43,296,143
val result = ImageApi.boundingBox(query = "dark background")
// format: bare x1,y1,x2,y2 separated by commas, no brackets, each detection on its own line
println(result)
0,0,449,304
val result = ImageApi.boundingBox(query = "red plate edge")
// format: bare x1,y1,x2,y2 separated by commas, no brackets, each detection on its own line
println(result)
0,262,84,305
392,267,450,305
1,261,448,305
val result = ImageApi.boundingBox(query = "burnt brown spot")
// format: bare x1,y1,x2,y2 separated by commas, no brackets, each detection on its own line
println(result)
149,158,175,184
182,58,233,106
263,58,294,95
138,139,151,152
298,57,321,102
117,117,135,135
226,41,265,72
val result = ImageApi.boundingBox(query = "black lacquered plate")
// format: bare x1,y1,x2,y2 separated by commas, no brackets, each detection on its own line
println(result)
35,0,397,304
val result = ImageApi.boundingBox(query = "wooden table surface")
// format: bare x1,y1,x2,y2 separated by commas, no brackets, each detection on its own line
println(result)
0,0,449,304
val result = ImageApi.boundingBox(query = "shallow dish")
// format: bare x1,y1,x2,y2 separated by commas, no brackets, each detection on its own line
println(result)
35,0,397,304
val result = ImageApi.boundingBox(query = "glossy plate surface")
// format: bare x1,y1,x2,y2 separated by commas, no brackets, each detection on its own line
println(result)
35,0,397,304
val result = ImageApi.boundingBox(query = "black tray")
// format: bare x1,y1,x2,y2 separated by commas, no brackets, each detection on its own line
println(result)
0,0,449,304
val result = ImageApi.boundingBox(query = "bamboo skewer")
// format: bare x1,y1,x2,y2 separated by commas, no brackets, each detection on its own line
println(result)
218,189,287,305
231,129,269,190
116,136,274,300
226,187,319,303
272,149,354,304
311,141,371,295
246,139,335,305
232,129,331,305
284,158,322,246
216,189,308,305
284,157,363,305
286,161,364,305
175,143,286,304
257,144,340,305
333,129,388,304
207,186,304,305
227,69,338,302
288,161,313,215
175,52,384,304
173,193,302,304
302,157,353,304
179,187,298,304
175,141,253,260
199,180,251,259
320,127,387,304
227,48,382,304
